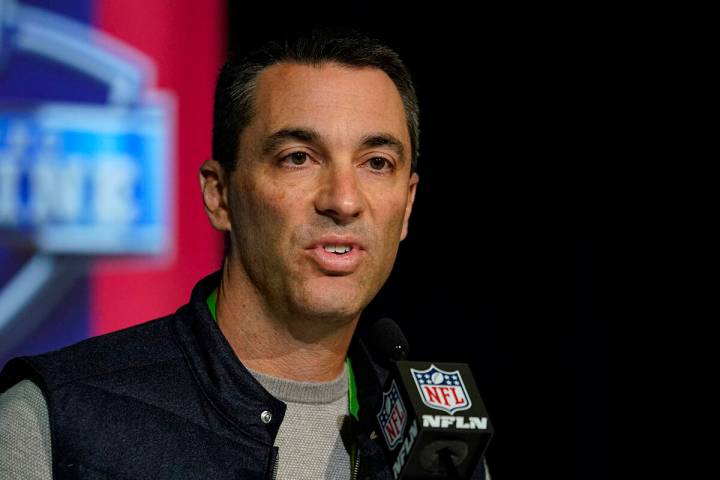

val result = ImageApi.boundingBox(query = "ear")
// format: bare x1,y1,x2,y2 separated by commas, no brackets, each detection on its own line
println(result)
199,159,232,232
400,172,419,241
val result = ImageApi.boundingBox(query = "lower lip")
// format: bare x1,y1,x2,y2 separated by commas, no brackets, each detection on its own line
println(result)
305,246,363,274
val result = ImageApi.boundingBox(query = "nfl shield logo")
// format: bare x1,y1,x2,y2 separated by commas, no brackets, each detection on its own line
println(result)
376,380,407,450
411,365,472,415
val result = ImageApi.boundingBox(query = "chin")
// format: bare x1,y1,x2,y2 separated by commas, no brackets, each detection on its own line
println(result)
291,277,368,321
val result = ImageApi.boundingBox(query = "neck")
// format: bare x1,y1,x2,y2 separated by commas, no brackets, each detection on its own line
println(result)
215,259,359,382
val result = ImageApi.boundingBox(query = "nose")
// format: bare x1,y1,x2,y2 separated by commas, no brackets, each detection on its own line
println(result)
314,164,365,224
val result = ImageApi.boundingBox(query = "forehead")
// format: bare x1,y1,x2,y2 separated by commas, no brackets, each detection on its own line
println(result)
245,62,409,151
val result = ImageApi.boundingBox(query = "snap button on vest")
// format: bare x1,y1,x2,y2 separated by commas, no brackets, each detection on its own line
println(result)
260,410,272,423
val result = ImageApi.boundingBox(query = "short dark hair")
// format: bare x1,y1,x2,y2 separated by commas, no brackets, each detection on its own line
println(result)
212,28,420,173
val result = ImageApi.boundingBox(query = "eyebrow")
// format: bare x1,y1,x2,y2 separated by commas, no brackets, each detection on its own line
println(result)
261,128,321,156
359,133,406,161
261,127,406,162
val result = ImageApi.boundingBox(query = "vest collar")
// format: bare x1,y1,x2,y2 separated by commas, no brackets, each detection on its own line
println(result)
169,270,392,460
170,270,287,446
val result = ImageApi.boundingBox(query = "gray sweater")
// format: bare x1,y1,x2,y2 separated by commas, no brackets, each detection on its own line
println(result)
0,366,351,479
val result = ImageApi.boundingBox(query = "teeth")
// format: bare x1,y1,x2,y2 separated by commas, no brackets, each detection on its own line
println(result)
323,245,352,254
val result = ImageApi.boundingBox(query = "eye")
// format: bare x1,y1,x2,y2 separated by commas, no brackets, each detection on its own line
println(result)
367,157,393,171
281,151,310,166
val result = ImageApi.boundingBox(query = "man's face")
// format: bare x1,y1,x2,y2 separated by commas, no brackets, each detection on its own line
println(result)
224,62,418,322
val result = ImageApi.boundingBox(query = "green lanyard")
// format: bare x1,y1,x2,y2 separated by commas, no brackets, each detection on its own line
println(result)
206,288,359,421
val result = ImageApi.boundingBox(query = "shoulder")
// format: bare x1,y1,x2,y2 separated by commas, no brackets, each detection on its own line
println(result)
0,378,48,423
0,379,52,479
1,312,184,392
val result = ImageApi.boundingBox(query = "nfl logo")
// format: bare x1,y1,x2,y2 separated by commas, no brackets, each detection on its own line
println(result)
376,380,407,450
411,365,472,415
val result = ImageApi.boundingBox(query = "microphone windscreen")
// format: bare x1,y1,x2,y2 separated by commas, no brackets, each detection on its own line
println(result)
365,317,410,363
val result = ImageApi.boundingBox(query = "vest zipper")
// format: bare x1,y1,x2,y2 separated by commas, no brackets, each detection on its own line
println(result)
270,448,279,480
351,448,360,480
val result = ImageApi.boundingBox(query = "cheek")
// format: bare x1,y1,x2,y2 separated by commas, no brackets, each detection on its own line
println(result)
373,199,409,263
231,181,296,249
384,196,410,235
251,190,286,220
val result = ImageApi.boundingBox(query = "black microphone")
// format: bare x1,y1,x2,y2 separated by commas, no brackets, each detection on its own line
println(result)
366,317,410,363
366,318,493,479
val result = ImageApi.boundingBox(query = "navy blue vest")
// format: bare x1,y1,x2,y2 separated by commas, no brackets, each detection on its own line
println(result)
0,271,487,479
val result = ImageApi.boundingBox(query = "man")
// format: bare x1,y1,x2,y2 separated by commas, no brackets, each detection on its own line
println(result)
0,29,489,479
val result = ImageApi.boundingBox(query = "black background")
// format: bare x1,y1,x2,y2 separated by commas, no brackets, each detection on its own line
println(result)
226,9,605,479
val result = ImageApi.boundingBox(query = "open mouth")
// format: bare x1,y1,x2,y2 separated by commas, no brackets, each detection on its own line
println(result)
306,243,363,274
322,245,353,255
